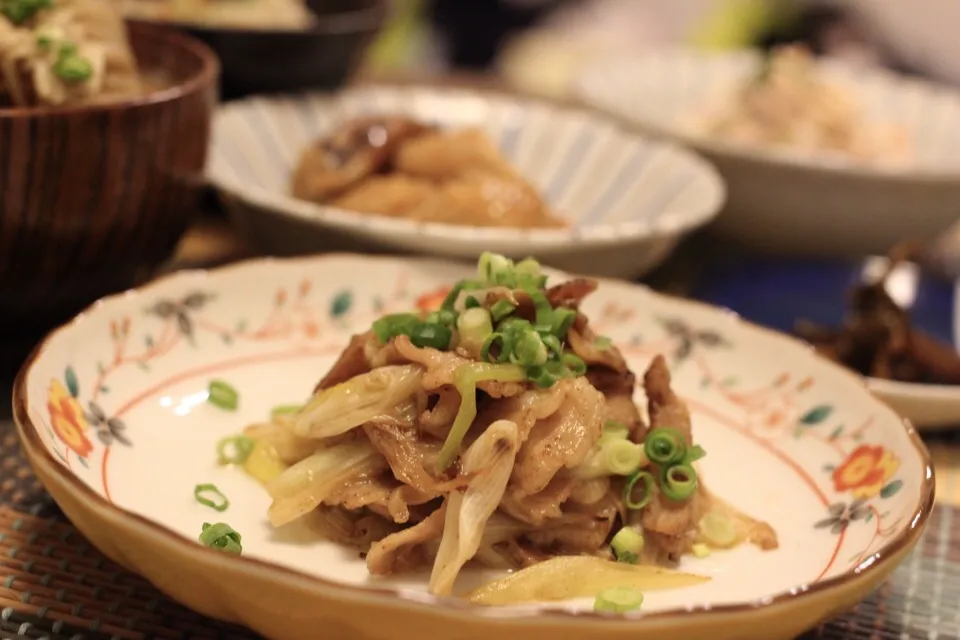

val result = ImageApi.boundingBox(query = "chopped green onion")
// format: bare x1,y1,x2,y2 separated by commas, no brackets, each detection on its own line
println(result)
683,444,707,465
610,527,645,564
199,522,242,554
528,289,554,327
594,587,644,614
489,299,516,321
623,470,655,510
594,335,613,350
562,352,587,377
409,322,452,350
550,307,577,338
540,332,562,355
512,331,548,367
372,313,420,343
457,307,493,350
526,365,558,388
2,0,52,25
435,363,527,471
194,483,230,512
661,463,698,501
601,439,642,476
604,420,629,436
478,251,514,285
699,511,738,548
53,52,92,83
208,380,239,411
270,403,302,418
480,332,506,363
36,33,52,49
643,428,686,466
216,436,253,465
464,295,481,309
440,281,465,311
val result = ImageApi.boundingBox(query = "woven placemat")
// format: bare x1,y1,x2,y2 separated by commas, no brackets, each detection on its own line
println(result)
0,422,953,639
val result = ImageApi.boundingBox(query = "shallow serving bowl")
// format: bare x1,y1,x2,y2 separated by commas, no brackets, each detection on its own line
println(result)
207,85,725,279
13,254,933,640
573,50,960,257
0,23,218,364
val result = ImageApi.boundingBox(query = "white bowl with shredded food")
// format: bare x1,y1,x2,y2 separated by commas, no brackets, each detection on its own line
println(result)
12,252,933,640
574,48,960,257
206,84,726,279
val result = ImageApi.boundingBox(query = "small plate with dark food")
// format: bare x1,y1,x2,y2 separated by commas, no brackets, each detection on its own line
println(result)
695,243,960,429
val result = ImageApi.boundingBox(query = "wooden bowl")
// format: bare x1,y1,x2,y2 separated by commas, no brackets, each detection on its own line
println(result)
0,23,219,348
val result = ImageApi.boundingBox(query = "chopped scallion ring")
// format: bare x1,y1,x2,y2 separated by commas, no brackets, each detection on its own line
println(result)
601,439,642,476
270,403,302,418
562,352,587,377
194,483,230,512
594,587,644,614
489,299,516,321
216,436,254,465
643,427,686,466
610,527,645,564
683,444,707,465
199,522,242,554
623,470,655,510
207,380,239,411
660,463,698,501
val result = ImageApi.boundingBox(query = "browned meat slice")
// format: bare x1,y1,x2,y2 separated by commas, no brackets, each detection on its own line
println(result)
639,355,705,560
324,469,395,512
393,335,526,397
472,384,566,443
511,377,605,497
292,116,431,203
523,500,618,554
568,326,628,373
500,474,575,526
366,505,447,575
314,331,373,392
587,368,645,440
546,278,598,309
362,424,462,495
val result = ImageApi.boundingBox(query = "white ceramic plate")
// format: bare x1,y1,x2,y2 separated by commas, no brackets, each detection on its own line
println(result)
14,255,933,640
207,85,725,279
574,50,960,256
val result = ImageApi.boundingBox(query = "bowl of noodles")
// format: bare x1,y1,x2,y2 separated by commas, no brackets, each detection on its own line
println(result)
574,47,960,257
12,251,933,640
123,0,388,100
0,0,218,352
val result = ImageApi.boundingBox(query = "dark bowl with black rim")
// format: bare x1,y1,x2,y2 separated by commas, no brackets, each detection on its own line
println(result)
127,0,389,101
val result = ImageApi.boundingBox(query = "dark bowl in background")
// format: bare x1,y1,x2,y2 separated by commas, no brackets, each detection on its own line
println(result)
129,0,389,101
0,23,219,376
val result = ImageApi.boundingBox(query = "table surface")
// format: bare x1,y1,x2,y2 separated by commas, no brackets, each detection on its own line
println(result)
4,219,960,640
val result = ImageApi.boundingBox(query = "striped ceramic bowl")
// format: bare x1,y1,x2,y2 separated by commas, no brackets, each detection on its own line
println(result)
574,50,960,257
206,85,725,278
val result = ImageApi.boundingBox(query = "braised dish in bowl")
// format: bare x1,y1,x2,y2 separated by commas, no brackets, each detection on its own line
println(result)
0,0,218,344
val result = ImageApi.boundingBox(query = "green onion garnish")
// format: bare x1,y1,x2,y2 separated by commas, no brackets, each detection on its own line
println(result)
526,365,558,388
512,331,548,367
623,470,655,510
600,439,642,476
594,335,613,350
464,295,481,309
457,307,493,350
594,587,644,614
207,380,239,411
409,322,452,350
604,420,629,436
53,52,92,83
194,483,230,512
562,353,587,377
610,527,645,564
550,306,577,338
372,312,420,342
480,332,506,363
660,463,698,501
2,0,52,25
436,363,528,471
683,444,707,465
199,522,242,554
643,427,686,466
440,281,465,311
489,299,516,321
270,403,303,418
216,436,254,465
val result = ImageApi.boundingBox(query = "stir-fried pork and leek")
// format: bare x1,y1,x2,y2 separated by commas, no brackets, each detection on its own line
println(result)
692,46,910,162
233,253,778,601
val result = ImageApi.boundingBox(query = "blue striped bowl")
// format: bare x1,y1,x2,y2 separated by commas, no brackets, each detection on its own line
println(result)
207,85,725,278
574,51,960,257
